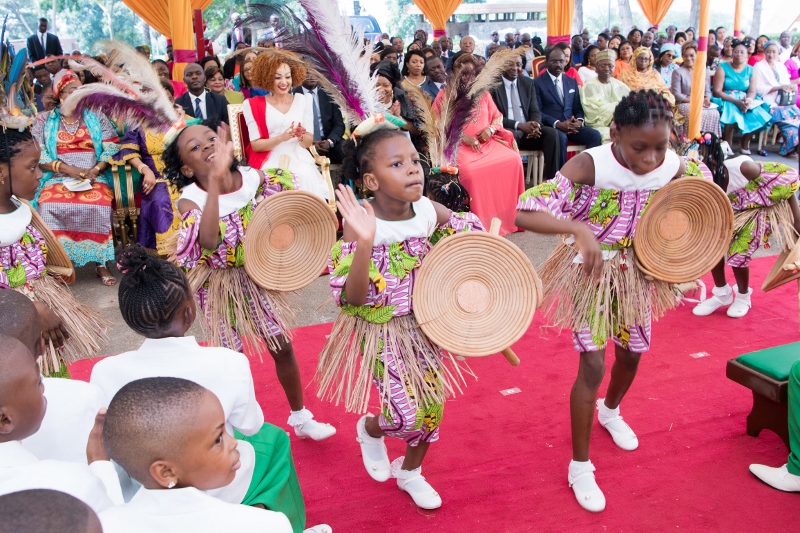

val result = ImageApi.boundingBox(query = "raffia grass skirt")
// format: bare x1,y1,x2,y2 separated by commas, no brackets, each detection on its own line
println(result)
539,241,681,338
16,274,111,375
316,313,470,415
734,202,797,253
186,264,294,354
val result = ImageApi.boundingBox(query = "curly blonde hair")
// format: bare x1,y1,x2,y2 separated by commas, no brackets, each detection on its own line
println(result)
251,51,307,91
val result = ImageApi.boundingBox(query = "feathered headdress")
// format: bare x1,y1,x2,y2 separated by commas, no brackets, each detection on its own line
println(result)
242,2,386,127
58,41,179,132
0,15,36,131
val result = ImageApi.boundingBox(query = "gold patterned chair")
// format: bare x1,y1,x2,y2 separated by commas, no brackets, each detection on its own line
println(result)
228,103,337,212
110,163,140,248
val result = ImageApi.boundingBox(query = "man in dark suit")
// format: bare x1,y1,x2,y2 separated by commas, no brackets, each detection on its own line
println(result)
420,56,446,101
27,18,62,63
438,35,454,62
292,75,346,164
491,54,560,180
533,47,600,166
226,13,252,50
176,63,229,125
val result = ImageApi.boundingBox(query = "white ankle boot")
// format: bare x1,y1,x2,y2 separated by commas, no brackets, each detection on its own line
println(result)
692,284,733,316
288,408,336,441
391,457,442,509
727,285,752,318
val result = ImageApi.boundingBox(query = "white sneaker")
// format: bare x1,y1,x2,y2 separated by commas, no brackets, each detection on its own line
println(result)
356,415,391,482
692,284,733,316
749,464,800,492
303,526,332,533
392,457,442,509
596,399,639,451
727,285,752,318
568,460,606,512
288,408,336,441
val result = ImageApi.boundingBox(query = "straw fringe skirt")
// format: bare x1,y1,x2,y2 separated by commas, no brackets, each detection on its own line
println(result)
16,274,111,374
186,265,294,353
538,241,680,339
316,313,469,415
732,202,797,257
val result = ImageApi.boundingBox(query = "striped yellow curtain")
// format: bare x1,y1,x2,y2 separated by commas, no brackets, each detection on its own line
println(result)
412,0,463,38
547,0,574,45
688,0,710,140
733,0,743,37
635,0,675,28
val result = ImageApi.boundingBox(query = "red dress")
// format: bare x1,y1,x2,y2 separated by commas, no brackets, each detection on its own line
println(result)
433,92,525,235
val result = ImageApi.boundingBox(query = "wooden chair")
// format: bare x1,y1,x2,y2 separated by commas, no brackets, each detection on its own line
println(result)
110,163,140,248
530,56,546,78
228,103,337,212
518,150,544,186
757,124,780,151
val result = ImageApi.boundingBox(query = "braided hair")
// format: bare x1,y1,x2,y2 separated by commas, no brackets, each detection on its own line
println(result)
340,128,409,189
116,245,192,337
613,89,674,130
0,129,35,165
696,132,727,188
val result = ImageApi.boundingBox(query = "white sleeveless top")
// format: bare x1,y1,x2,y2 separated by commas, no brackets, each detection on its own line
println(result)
179,167,261,217
723,155,753,193
0,197,32,246
584,143,680,191
371,196,438,246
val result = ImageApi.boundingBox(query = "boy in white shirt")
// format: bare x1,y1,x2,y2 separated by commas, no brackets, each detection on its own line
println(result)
90,245,323,533
99,377,292,533
0,334,123,512
0,290,108,465
0,488,103,533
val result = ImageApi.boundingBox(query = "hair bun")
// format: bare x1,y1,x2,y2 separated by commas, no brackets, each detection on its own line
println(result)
116,245,157,276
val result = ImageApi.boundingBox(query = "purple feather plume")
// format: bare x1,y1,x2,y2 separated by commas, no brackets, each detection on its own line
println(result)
64,89,173,132
442,76,480,164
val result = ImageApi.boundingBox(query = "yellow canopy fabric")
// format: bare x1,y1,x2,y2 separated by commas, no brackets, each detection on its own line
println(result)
635,0,675,28
546,0,574,44
688,0,710,140
412,0,463,37
733,0,743,37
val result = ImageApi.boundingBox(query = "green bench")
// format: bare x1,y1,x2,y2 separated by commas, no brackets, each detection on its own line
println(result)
726,342,800,449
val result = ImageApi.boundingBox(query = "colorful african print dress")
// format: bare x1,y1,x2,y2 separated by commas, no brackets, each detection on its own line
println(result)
111,128,180,254
724,157,799,268
0,197,109,371
31,109,120,266
316,197,483,445
517,144,690,353
174,166,297,351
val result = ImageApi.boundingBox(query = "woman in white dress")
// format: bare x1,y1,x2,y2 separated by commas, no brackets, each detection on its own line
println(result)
242,54,330,199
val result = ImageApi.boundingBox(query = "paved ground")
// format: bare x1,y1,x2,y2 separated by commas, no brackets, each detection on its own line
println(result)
70,144,795,355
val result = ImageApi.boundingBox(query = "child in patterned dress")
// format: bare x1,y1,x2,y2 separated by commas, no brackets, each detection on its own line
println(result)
161,122,335,441
515,90,689,513
316,126,483,510
693,144,800,318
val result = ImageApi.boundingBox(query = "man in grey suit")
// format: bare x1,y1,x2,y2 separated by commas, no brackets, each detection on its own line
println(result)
490,55,560,180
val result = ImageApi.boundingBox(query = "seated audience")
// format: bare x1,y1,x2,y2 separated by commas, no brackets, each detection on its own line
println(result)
490,54,560,180
748,35,769,66
656,44,680,87
552,42,584,87
0,334,123,512
578,45,599,83
613,40,633,78
98,377,293,532
580,50,631,143
434,54,525,236
534,47,602,166
205,65,245,104
152,59,186,98
231,50,258,90
619,47,677,107
0,489,102,533
712,39,772,154
671,41,722,138
370,60,421,149
224,42,250,79
447,35,476,72
421,56,446,101
292,74,346,164
175,63,230,124
753,41,800,156
402,49,427,88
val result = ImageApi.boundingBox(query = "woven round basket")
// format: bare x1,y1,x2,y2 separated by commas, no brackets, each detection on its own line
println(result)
634,177,733,284
413,229,540,357
244,190,338,292
21,200,75,285
762,238,800,292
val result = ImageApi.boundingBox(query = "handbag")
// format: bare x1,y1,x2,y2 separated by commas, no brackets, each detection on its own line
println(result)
777,88,797,107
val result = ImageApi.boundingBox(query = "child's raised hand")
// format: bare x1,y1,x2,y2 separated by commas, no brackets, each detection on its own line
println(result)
335,184,375,244
211,123,234,178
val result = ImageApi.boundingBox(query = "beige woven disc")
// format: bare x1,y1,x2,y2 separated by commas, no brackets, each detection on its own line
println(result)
413,231,539,357
634,177,733,284
244,190,337,292
21,200,75,285
762,237,800,292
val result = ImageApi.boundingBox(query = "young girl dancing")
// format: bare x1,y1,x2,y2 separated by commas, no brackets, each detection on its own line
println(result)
692,138,800,317
515,90,688,512
316,125,483,510
161,121,335,441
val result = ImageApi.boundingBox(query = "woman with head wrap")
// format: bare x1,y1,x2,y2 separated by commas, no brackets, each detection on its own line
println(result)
619,46,676,106
656,44,680,87
30,70,121,285
753,41,800,155
580,50,631,143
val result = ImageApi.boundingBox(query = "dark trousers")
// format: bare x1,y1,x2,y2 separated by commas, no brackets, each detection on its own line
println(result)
555,126,602,167
516,126,561,181
325,143,345,165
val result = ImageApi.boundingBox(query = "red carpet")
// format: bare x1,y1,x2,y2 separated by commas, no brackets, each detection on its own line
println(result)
69,256,800,531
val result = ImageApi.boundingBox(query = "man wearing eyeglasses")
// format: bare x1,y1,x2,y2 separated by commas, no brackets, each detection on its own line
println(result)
485,30,500,59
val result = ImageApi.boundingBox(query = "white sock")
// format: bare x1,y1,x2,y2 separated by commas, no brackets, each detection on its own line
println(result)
597,400,619,423
713,284,732,296
569,459,594,478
